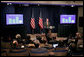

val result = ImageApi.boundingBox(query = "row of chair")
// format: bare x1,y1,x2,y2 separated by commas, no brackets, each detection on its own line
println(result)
1,38,83,56
1,48,29,56
1,47,68,56
29,48,68,56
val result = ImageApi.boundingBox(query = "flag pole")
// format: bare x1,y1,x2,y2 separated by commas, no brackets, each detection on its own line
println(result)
32,29,34,34
32,8,34,34
40,8,41,33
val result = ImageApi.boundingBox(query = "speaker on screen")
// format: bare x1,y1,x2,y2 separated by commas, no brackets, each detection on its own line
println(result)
6,14,23,25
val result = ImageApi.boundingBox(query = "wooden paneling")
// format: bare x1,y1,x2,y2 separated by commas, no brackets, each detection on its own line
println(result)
1,1,83,5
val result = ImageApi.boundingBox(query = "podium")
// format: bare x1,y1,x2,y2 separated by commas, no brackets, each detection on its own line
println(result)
44,21,55,35
44,26,55,29
44,26,55,35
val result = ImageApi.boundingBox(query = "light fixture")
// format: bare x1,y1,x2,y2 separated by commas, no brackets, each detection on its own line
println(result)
24,4,29,6
7,3,12,5
7,3,10,5
38,4,40,6
71,5,74,7
9,3,12,5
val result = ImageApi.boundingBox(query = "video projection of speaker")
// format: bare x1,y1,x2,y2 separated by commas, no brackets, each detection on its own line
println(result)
6,14,23,25
60,15,76,24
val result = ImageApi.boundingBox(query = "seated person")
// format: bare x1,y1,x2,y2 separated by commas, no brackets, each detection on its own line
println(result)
75,32,81,39
58,40,65,47
40,37,47,44
11,39,19,48
69,43,77,52
22,39,26,45
36,36,42,42
15,34,22,44
75,32,81,46
33,39,40,48
26,36,34,44
46,29,52,42
26,36,39,48
53,37,56,40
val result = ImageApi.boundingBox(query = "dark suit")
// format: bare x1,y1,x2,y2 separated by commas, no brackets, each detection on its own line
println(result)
44,22,50,29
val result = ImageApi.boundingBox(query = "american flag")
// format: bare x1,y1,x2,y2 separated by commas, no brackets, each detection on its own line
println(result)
39,17,43,29
30,18,35,29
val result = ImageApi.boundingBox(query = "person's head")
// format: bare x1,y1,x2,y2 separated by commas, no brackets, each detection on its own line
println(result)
76,32,79,35
36,36,41,40
71,43,76,48
46,18,49,22
13,40,17,44
27,36,30,40
76,32,81,38
15,34,21,39
13,40,18,45
34,40,40,44
35,44,39,48
41,37,43,40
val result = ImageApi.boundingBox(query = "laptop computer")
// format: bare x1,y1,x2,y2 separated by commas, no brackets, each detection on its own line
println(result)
53,44,58,48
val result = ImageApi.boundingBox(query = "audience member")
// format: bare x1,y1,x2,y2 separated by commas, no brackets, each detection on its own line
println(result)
46,29,52,42
40,37,47,44
33,39,40,48
58,40,65,47
15,34,22,43
69,43,77,52
75,32,81,39
11,39,19,48
75,32,82,47
36,36,42,42
26,36,34,44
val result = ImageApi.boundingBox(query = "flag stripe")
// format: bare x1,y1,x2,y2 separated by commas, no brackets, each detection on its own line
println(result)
30,18,35,29
39,17,43,29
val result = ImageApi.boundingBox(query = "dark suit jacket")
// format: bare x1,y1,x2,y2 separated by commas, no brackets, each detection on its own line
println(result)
44,22,50,28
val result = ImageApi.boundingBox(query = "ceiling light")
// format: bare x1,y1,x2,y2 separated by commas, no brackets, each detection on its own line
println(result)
7,3,10,5
38,4,40,6
71,5,74,7
24,4,29,6
7,3,12,5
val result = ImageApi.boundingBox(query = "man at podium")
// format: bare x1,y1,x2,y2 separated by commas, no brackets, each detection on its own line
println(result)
44,18,51,35
44,18,50,29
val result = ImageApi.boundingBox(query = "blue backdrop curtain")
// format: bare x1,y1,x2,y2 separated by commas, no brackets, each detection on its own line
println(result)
1,3,78,38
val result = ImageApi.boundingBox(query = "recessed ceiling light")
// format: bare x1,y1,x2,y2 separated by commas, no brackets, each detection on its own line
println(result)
24,4,29,6
7,3,10,5
38,4,40,6
9,3,12,5
7,3,12,5
71,5,74,7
